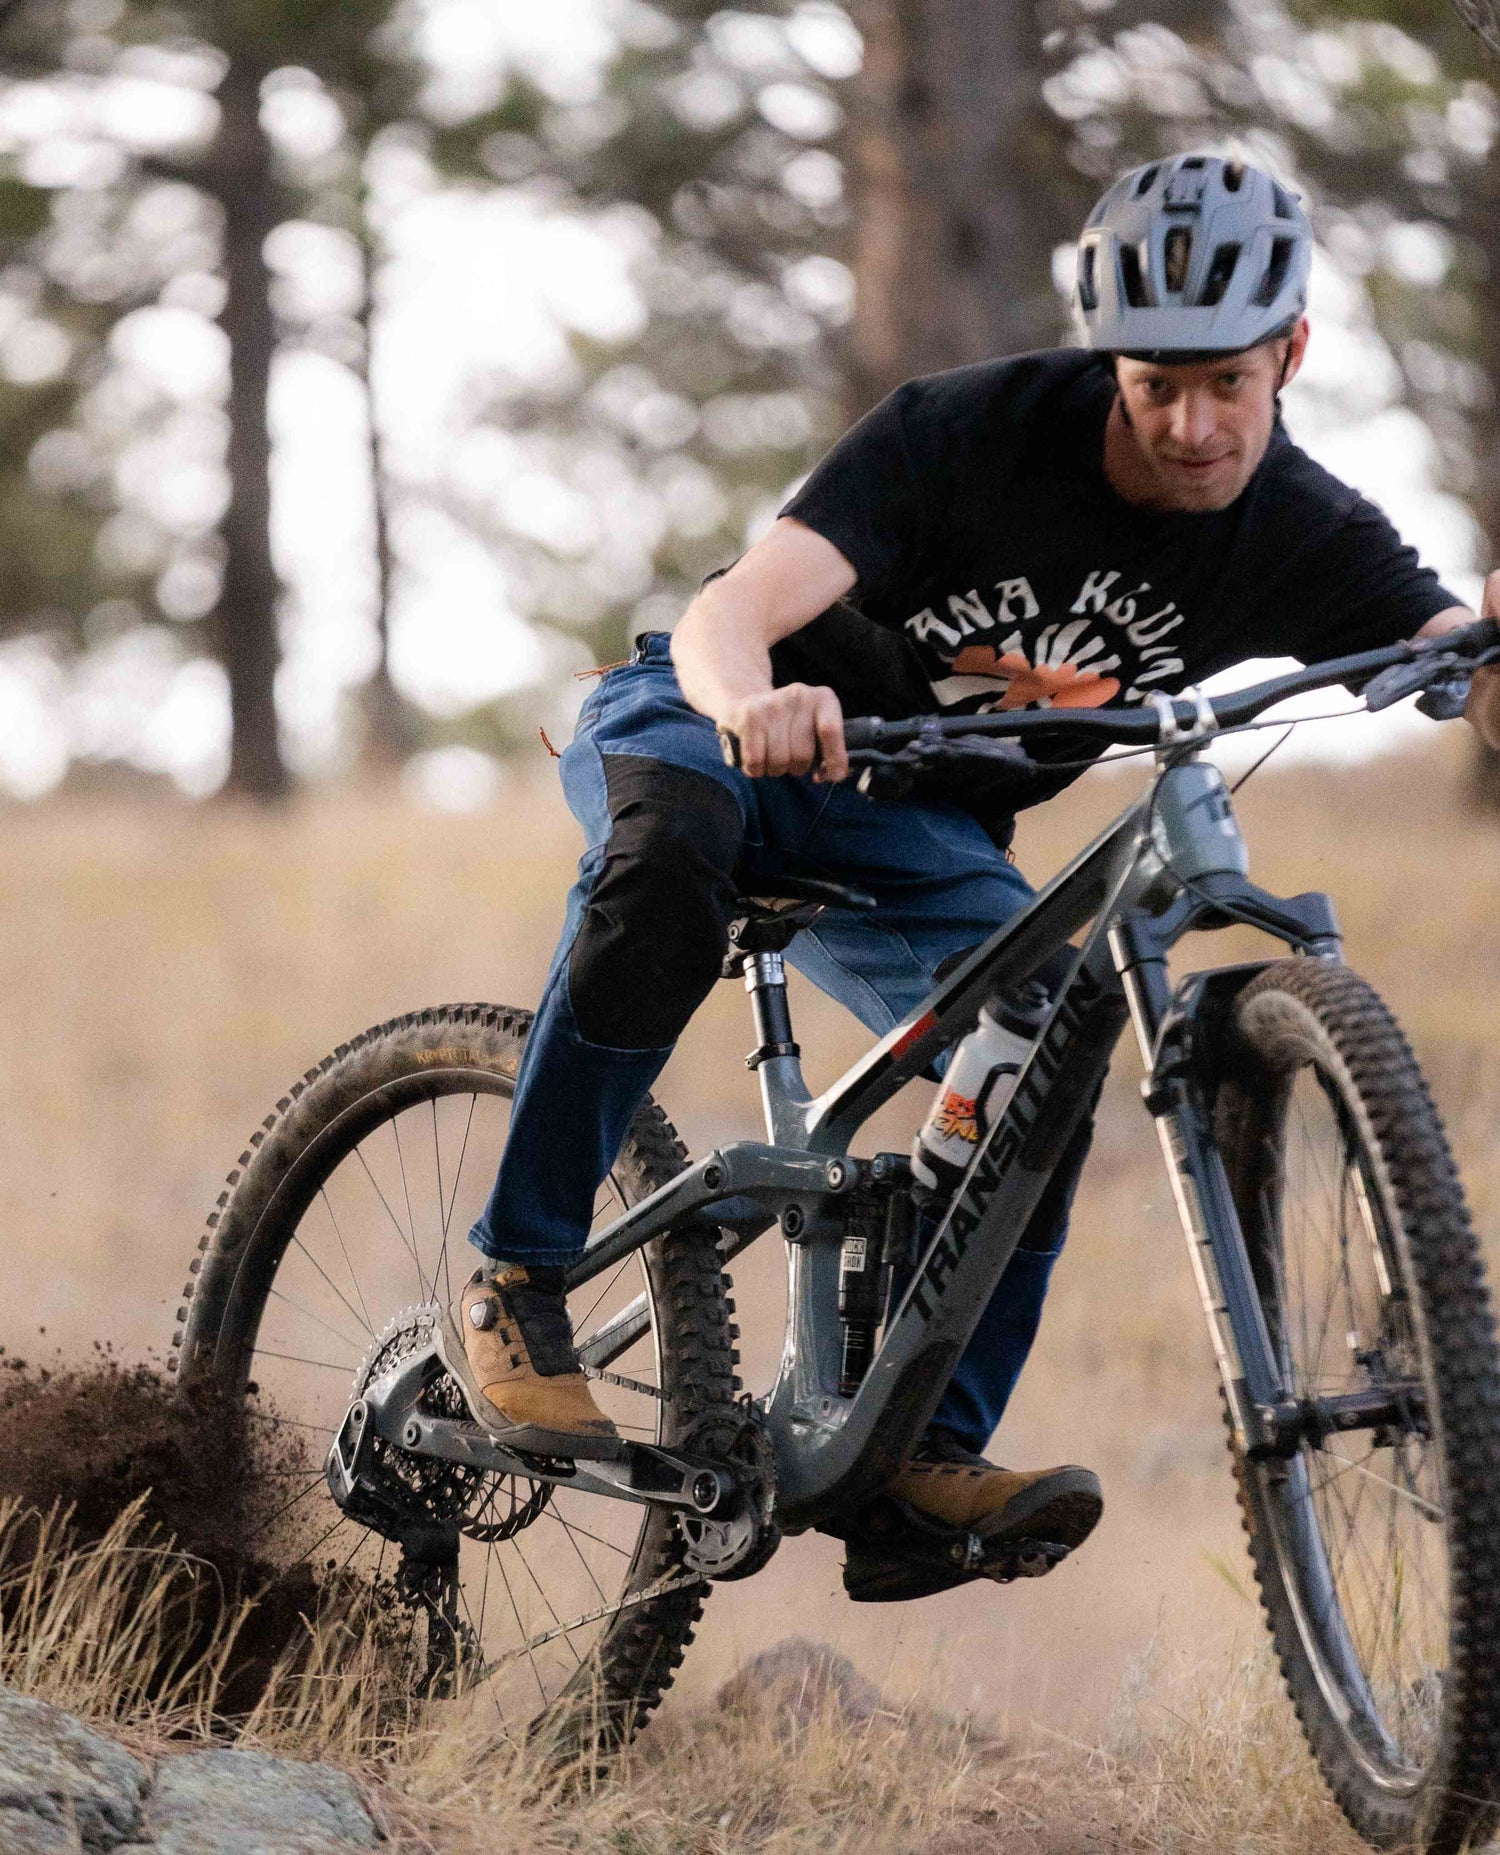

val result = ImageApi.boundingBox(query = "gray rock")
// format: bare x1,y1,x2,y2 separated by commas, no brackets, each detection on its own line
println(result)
0,1802,83,1854
0,1691,147,1850
143,1748,381,1854
717,1637,881,1733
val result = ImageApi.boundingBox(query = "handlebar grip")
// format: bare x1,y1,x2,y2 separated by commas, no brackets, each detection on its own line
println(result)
842,718,886,751
1434,614,1500,657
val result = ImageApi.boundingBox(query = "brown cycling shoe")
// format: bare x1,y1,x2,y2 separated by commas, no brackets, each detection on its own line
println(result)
435,1264,622,1460
837,1430,1102,1603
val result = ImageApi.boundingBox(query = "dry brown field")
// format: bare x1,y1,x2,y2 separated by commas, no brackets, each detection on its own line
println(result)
1,736,1496,1848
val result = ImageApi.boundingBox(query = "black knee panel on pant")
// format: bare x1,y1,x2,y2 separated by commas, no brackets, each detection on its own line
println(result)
568,755,744,1048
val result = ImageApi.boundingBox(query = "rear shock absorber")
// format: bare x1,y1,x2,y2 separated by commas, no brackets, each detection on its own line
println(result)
837,1157,909,1396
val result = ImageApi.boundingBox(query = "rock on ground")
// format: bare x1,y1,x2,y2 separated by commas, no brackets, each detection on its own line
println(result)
717,1637,882,1733
0,1689,382,1853
0,1691,147,1851
138,1749,381,1855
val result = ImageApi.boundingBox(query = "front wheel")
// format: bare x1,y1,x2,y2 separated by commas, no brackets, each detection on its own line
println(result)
172,1003,739,1747
1215,959,1500,1852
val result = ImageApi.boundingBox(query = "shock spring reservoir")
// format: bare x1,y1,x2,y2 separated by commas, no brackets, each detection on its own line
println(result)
837,1194,887,1396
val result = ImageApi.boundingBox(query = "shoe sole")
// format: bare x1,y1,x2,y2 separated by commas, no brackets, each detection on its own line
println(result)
971,1471,1103,1552
843,1470,1104,1604
433,1308,626,1463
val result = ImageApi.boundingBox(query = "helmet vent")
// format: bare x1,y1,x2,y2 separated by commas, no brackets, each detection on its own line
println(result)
1119,242,1155,308
1253,236,1295,306
1134,164,1160,198
1199,241,1240,306
1077,243,1099,313
1271,182,1297,221
1223,159,1246,193
1164,227,1193,295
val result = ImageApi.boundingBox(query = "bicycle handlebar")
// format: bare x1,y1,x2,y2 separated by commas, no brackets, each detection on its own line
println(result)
840,616,1500,755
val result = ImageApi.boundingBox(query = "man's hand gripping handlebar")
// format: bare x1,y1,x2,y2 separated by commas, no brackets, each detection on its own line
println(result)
715,682,848,782
716,617,1500,785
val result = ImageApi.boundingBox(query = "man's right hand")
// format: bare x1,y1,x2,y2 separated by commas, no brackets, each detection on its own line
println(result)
671,517,859,782
721,682,849,782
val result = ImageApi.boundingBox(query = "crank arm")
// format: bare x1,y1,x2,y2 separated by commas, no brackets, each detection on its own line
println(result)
391,1412,738,1515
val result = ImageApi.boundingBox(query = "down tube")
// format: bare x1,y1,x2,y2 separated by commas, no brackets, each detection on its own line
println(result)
773,938,1131,1527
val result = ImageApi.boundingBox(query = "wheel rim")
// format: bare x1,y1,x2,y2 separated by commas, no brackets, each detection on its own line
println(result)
216,1070,674,1733
1257,1059,1449,1788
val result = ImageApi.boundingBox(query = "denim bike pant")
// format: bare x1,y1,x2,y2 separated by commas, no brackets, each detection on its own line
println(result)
469,634,1095,1454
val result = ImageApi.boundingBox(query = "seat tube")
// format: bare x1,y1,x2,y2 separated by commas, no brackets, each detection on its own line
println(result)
744,954,813,1145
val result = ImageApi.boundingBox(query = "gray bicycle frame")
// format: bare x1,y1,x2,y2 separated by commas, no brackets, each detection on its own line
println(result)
564,734,1346,1534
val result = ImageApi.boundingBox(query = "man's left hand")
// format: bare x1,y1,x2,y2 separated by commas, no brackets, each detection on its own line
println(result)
1468,569,1500,751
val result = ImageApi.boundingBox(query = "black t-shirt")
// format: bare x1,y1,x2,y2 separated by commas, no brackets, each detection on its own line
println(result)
774,350,1458,822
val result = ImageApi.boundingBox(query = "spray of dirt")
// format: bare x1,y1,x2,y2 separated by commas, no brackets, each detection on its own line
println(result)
0,1346,368,1713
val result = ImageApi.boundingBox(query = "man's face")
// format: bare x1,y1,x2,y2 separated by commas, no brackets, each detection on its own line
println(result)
1112,318,1309,512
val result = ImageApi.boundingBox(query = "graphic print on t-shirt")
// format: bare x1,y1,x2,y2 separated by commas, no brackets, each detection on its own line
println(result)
905,566,1185,712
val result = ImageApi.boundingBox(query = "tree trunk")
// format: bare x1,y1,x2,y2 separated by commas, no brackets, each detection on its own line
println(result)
214,58,290,801
1465,157,1500,814
355,205,418,768
841,0,1070,417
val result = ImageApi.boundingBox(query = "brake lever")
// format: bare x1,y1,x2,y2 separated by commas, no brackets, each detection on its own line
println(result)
1363,653,1462,713
1415,674,1473,722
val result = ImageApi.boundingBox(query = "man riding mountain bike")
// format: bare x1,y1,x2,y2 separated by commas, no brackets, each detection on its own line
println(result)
435,152,1500,1603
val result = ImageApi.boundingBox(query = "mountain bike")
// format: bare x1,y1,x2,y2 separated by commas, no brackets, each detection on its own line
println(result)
174,616,1500,1852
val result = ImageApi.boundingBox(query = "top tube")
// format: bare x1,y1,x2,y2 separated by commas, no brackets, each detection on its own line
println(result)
841,616,1500,753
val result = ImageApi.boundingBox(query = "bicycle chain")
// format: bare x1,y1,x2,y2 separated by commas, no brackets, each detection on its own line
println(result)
425,1366,762,1685
583,1364,670,1402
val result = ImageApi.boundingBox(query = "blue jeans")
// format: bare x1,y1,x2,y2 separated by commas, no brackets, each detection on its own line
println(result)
470,635,1093,1452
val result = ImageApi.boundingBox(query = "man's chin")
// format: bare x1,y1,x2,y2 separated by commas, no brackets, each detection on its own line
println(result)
1156,463,1246,512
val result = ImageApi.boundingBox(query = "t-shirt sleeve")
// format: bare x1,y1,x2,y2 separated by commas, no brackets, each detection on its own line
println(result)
778,384,932,598
1258,494,1462,664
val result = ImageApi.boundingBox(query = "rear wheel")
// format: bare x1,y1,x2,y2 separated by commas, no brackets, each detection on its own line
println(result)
173,1003,739,1747
1215,959,1500,1852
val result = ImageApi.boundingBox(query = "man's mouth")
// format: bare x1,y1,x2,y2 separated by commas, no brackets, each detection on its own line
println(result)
1166,453,1231,475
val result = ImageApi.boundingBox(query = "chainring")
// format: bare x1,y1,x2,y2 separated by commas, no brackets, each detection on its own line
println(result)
353,1306,550,1544
673,1401,780,1582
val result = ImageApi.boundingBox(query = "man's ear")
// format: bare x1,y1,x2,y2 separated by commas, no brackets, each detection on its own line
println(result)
1279,316,1311,389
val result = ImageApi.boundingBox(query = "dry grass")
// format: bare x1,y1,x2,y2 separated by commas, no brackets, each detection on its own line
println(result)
0,736,1497,1847
0,1494,1374,1854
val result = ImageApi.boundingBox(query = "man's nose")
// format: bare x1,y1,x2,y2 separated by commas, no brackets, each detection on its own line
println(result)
1170,392,1218,451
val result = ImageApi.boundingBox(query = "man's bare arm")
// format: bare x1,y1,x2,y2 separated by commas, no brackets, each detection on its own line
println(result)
1414,567,1500,750
671,517,857,780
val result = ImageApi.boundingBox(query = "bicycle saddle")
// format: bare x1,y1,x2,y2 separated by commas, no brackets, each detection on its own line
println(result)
723,875,877,967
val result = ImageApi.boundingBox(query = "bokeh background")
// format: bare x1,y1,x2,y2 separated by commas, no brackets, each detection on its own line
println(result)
1,0,1498,1738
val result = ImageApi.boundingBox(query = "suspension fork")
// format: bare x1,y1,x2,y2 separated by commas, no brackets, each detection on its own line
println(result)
1109,927,1288,1458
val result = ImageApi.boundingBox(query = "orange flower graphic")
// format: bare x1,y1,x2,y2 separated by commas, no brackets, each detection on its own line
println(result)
950,646,1121,710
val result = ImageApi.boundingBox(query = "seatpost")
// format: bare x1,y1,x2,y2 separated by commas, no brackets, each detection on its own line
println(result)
743,953,812,1143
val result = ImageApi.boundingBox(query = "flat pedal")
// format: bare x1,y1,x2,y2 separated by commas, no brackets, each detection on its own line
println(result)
835,1501,1077,1604
963,1535,1071,1583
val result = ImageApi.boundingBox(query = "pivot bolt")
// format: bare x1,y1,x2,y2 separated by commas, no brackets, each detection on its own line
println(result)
825,1161,850,1192
691,1471,723,1513
781,1204,805,1239
703,1163,724,1192
403,1420,422,1448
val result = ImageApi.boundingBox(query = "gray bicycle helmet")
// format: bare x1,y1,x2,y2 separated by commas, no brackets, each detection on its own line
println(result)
1074,153,1312,360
